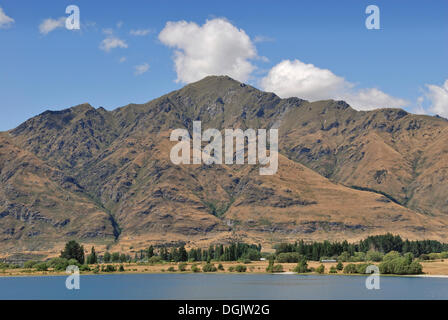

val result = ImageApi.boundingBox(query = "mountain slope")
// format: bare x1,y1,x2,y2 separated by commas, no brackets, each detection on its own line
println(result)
0,133,116,254
2,75,448,256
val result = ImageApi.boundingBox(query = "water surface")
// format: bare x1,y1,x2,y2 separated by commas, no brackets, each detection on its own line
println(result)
0,274,446,300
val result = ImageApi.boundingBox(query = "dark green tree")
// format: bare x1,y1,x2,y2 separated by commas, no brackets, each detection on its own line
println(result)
60,240,85,264
87,246,97,264
147,245,154,258
179,246,188,262
111,252,120,262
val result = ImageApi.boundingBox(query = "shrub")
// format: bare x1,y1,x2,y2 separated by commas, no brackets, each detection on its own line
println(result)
350,252,366,262
1,263,19,269
293,259,309,273
338,251,351,262
235,265,247,273
228,266,235,272
178,263,187,272
356,263,369,274
47,258,70,271
104,265,116,272
79,264,91,272
202,263,217,272
366,250,384,262
241,248,261,261
93,265,100,273
383,251,401,262
217,263,224,271
191,264,201,273
167,266,176,272
266,259,282,273
68,258,81,267
149,256,162,264
35,262,48,271
276,252,302,263
24,261,39,269
329,266,337,274
119,265,125,272
379,257,423,275
336,262,344,271
343,263,358,274
316,264,325,274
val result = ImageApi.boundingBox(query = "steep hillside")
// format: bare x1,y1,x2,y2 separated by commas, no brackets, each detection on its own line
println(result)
2,75,448,256
0,133,116,254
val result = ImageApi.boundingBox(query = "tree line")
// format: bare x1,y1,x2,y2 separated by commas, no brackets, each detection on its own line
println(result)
274,233,448,261
134,243,262,263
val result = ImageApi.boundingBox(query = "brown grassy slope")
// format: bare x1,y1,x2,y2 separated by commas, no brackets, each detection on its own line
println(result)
2,75,448,256
278,100,448,216
0,133,116,254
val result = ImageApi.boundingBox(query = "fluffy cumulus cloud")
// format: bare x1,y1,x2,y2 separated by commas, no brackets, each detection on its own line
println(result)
134,62,150,75
260,60,350,102
342,88,408,111
159,18,257,83
260,59,408,110
423,80,448,118
0,7,14,29
39,17,66,35
99,36,128,52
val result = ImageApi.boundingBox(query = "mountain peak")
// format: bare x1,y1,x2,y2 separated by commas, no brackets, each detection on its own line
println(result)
69,103,95,112
181,75,248,93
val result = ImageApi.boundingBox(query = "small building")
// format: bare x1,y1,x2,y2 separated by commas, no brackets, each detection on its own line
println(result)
321,259,337,263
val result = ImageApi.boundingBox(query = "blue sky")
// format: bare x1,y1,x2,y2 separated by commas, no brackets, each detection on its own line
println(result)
0,0,447,131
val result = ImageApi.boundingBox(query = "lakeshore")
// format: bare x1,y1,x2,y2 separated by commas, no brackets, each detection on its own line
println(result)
2,259,448,278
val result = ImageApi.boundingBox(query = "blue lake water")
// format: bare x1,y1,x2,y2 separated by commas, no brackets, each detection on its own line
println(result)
0,274,447,300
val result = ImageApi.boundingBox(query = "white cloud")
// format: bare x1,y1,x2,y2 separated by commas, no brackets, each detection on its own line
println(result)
130,29,152,36
119,57,127,63
159,18,257,83
423,80,448,118
343,88,408,111
261,60,350,101
0,7,14,29
99,36,128,52
260,59,408,110
39,17,66,35
134,62,150,75
117,21,123,29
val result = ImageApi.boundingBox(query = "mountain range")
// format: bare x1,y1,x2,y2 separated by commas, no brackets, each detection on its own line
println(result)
1,75,448,258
